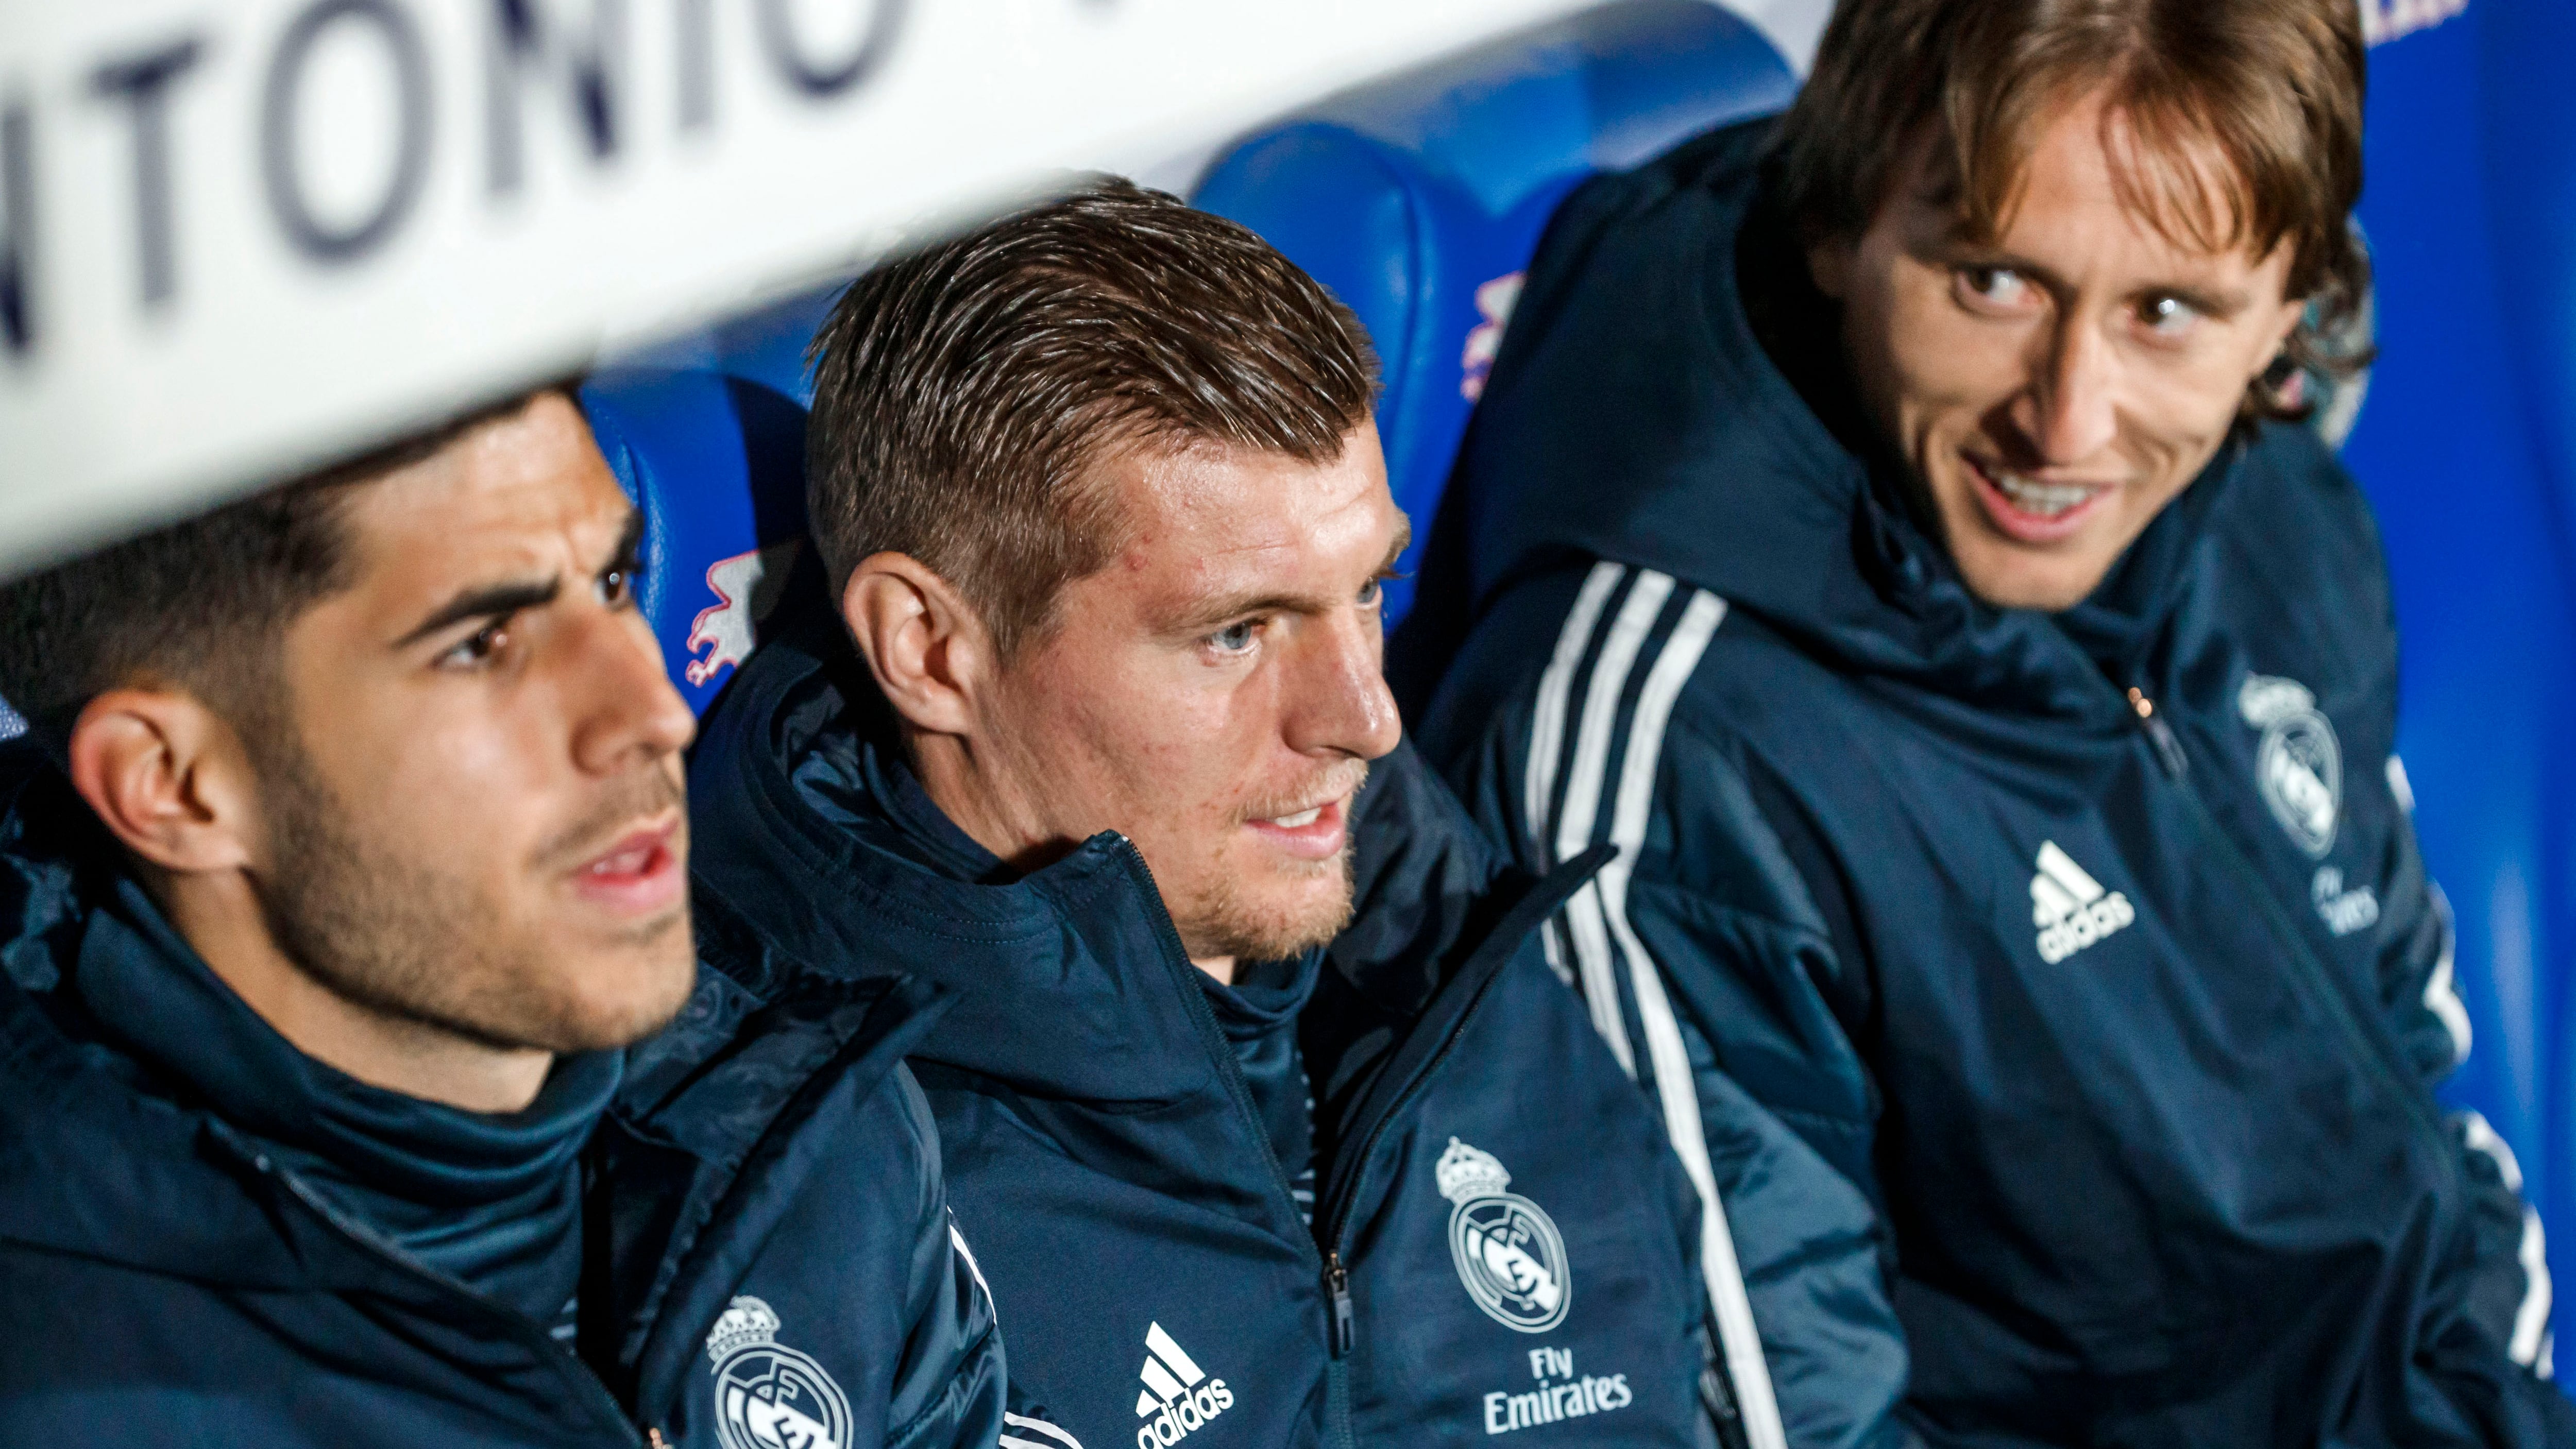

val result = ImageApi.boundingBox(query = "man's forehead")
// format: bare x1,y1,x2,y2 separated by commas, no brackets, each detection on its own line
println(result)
341,396,628,583
1122,431,1391,559
1923,95,2284,280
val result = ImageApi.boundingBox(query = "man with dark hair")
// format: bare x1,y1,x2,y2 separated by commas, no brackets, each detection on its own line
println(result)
1414,0,2575,1443
0,390,1008,1447
690,178,1737,1448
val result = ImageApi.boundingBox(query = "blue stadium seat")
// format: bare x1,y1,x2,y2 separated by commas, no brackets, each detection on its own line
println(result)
610,282,843,410
579,368,815,715
1191,0,1798,622
2344,11,2576,1368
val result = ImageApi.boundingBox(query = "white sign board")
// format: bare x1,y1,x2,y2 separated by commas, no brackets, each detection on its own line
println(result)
0,0,1641,575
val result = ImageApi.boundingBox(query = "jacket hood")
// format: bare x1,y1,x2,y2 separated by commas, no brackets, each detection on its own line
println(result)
0,745,356,1289
687,587,1225,1106
1452,120,2248,721
687,584,1560,1104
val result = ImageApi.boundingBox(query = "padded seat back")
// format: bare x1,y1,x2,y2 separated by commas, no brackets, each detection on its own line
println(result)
1191,0,1797,622
580,368,815,714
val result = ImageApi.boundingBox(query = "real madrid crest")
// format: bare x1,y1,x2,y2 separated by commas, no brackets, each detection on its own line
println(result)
1438,1137,1571,1334
704,1295,854,1449
2238,673,2342,858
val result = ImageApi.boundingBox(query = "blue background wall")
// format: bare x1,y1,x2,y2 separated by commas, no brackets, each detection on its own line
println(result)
2344,2,2576,1369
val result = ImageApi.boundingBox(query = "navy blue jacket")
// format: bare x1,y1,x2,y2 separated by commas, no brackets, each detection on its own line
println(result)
0,742,1006,1448
687,594,1724,1449
1416,120,2574,1447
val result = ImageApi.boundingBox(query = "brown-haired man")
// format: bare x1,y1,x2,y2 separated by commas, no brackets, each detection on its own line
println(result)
1414,0,2576,1443
0,392,1009,1447
689,179,1744,1448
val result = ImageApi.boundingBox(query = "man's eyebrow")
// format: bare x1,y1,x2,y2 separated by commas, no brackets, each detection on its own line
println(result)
1164,520,1416,635
1935,231,2074,294
396,574,564,649
1939,225,2260,318
393,507,641,650
602,506,646,575
1380,516,1416,573
1166,587,1323,635
2153,281,2254,318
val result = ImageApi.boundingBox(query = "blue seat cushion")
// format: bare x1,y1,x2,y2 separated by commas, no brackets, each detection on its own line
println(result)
1192,0,1798,621
581,369,814,714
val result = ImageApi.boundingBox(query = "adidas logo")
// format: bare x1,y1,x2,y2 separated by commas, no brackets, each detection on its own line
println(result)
1132,1322,1233,1449
2030,841,2134,964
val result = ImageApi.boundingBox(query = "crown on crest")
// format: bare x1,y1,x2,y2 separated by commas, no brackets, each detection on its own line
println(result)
705,1295,782,1364
2237,673,2316,727
1436,1138,1512,1204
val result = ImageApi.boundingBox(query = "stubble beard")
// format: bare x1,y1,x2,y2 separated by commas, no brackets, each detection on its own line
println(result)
1170,759,1371,966
248,736,692,1058
1175,846,1358,967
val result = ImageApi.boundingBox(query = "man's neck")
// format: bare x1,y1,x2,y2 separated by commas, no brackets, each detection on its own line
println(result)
155,871,553,1115
907,731,1072,878
909,732,1239,986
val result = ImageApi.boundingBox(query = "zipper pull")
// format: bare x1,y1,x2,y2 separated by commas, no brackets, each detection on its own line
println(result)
2126,687,2188,779
1325,1251,1354,1358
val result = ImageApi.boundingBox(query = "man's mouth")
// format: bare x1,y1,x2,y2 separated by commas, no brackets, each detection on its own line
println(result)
1965,454,2116,543
570,815,685,913
1246,795,1349,862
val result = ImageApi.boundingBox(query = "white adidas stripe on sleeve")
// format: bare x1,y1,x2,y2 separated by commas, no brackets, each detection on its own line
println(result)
2462,1111,2554,1372
2423,882,2472,1068
1525,561,1629,854
1529,562,1639,1075
1526,571,1784,1449
1003,1412,1086,1449
950,1216,994,1315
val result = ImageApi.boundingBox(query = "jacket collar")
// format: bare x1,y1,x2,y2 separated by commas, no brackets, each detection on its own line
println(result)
686,588,1222,1105
0,747,405,1290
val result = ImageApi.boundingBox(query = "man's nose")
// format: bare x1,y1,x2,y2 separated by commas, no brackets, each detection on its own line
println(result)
1284,609,1402,762
2019,315,2121,465
568,610,699,777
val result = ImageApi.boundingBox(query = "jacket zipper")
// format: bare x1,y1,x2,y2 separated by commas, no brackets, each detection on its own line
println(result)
1306,846,1611,1368
1308,910,1526,1328
2121,681,2454,1154
1108,839,1356,1449
2124,686,2191,779
1325,1250,1354,1356
215,1128,647,1447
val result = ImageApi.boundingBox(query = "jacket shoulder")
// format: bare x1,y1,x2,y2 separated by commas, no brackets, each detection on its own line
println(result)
1423,561,1869,960
2202,424,2398,693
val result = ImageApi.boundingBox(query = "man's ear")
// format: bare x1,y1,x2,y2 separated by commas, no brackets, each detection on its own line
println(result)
1807,234,1857,301
65,689,263,876
840,554,991,739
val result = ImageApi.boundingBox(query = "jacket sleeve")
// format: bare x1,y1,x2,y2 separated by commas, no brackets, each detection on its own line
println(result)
1430,643,1918,1449
2364,762,2576,1439
885,1068,1013,1449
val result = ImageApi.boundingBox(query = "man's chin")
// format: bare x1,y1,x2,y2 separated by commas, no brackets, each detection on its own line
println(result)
1950,537,2122,612
1181,872,1355,966
526,923,699,1052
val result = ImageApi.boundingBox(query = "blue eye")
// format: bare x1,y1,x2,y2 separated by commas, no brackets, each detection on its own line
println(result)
1210,621,1258,654
1358,578,1384,608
